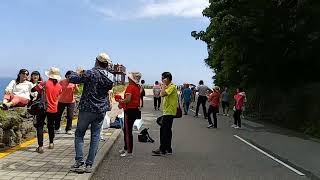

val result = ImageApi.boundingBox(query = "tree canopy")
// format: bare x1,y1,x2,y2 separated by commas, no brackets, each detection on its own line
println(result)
192,0,320,88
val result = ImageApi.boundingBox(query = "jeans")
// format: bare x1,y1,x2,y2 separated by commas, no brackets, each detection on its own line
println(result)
56,102,75,131
233,109,242,127
154,97,161,109
207,105,218,127
183,101,190,114
160,115,174,153
36,112,58,146
75,111,104,166
195,95,208,117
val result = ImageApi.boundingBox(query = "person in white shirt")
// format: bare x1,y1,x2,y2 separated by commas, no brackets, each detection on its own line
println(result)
153,81,161,110
2,69,34,109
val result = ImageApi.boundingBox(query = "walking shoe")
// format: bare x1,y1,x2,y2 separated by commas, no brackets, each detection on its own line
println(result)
66,130,73,135
55,128,62,134
194,115,198,118
35,146,44,154
120,152,133,158
48,143,54,149
166,150,173,155
234,126,241,129
207,124,214,128
226,114,230,117
152,149,166,156
70,161,85,173
85,164,93,173
231,124,237,128
119,149,126,154
223,114,226,116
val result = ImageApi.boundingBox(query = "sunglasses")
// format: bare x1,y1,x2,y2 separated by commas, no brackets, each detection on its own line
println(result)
21,72,29,76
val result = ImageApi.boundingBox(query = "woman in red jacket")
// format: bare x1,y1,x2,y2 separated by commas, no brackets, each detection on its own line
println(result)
207,86,220,128
32,67,62,153
232,88,246,129
116,72,142,157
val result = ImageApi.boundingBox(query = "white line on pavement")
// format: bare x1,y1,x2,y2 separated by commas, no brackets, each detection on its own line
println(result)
233,135,305,176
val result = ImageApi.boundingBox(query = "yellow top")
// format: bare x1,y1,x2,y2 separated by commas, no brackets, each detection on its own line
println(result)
162,83,178,116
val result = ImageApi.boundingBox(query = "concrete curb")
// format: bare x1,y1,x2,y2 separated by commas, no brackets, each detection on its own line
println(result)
76,129,121,180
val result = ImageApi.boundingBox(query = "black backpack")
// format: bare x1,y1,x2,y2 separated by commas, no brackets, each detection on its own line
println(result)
138,128,154,143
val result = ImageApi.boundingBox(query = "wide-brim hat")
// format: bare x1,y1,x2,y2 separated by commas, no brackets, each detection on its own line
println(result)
45,67,61,81
127,72,142,84
213,86,220,91
96,52,112,64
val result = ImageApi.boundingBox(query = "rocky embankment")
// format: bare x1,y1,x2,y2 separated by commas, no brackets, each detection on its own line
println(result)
0,107,35,148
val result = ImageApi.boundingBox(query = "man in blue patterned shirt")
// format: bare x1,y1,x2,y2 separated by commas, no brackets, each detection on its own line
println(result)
69,52,113,173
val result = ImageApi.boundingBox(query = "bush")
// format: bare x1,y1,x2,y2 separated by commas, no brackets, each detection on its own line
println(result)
113,85,126,94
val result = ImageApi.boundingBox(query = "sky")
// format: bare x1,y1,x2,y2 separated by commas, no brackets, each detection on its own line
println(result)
0,0,214,86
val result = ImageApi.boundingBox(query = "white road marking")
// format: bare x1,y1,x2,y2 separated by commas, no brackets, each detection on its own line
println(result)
233,135,305,176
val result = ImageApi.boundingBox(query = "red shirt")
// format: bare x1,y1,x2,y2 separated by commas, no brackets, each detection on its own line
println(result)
59,79,76,103
35,80,62,113
234,93,245,110
124,83,141,110
208,91,220,107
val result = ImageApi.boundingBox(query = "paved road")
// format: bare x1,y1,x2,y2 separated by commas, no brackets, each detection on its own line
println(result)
92,96,317,180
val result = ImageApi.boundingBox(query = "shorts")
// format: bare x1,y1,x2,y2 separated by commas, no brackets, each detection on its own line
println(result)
222,101,230,109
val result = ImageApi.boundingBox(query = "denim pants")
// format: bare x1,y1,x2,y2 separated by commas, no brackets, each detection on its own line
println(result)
75,111,104,166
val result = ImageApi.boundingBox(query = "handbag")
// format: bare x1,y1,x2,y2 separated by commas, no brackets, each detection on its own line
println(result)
27,82,47,115
156,116,163,126
175,98,182,118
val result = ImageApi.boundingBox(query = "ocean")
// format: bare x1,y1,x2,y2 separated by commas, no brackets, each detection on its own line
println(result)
0,78,13,97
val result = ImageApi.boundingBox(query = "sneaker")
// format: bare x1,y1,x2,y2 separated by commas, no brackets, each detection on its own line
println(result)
234,126,240,129
120,152,133,158
85,164,93,173
231,124,237,128
226,114,230,117
71,161,85,173
194,115,198,118
152,149,166,156
35,146,44,154
48,143,54,149
207,124,214,128
223,114,226,116
119,149,126,154
55,129,62,134
166,150,173,155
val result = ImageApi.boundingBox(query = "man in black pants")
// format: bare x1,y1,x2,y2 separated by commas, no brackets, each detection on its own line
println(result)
195,80,210,119
152,72,178,156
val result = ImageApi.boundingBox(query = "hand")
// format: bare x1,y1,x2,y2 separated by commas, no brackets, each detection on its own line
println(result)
76,67,85,75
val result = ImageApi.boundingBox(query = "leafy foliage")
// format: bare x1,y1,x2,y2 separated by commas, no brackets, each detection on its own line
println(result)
192,0,320,88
